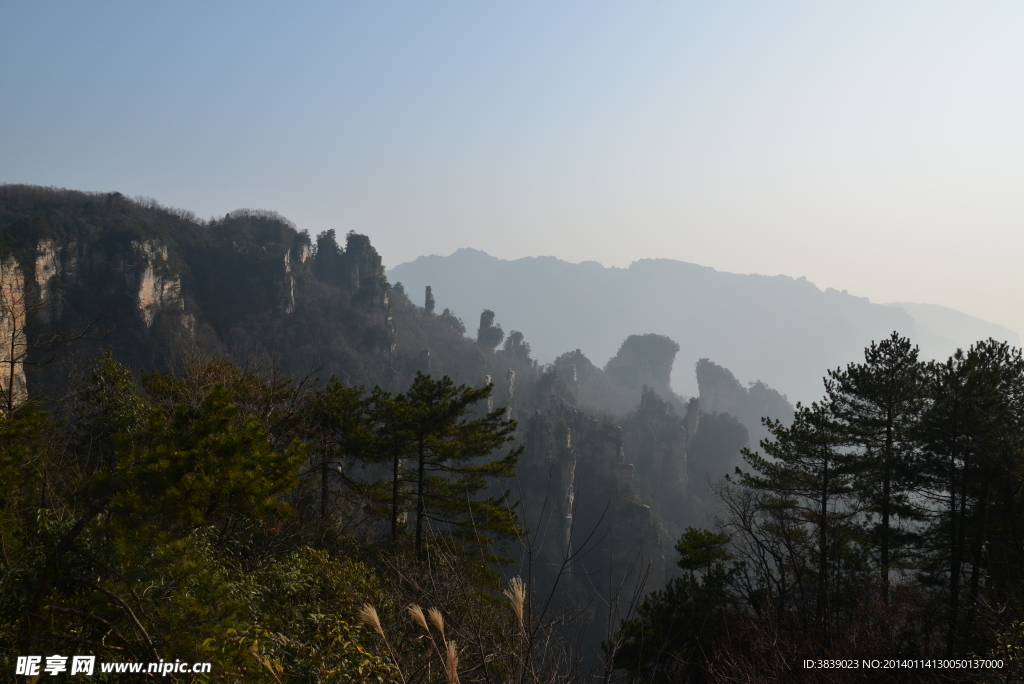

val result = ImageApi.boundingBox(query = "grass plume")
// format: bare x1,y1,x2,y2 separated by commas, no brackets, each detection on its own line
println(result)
408,603,429,632
503,576,526,627
446,640,459,684
428,607,445,637
359,603,385,638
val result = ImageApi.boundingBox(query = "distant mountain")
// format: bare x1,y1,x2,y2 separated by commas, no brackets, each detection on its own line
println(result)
883,301,1020,360
389,249,1020,403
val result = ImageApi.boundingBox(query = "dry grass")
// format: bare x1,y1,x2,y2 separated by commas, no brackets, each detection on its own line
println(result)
358,603,384,639
408,603,429,632
446,639,460,684
504,576,525,628
428,607,445,638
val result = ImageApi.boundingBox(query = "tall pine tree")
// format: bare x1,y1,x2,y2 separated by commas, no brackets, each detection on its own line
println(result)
398,372,522,563
739,400,852,637
827,332,924,605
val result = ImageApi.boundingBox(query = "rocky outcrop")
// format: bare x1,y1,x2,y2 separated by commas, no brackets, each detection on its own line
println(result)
0,257,28,410
424,285,435,314
696,358,793,446
0,188,416,396
618,388,703,559
343,232,390,319
506,368,516,413
314,230,395,353
282,249,296,314
34,239,61,323
477,309,503,352
131,240,183,328
503,330,530,362
604,334,680,402
551,348,634,416
519,393,664,597
627,388,692,494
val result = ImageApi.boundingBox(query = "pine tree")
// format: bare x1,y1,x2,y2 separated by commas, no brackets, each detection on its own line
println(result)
826,332,925,605
397,372,522,562
304,378,372,542
919,340,1024,655
738,400,852,636
609,527,737,680
368,386,414,539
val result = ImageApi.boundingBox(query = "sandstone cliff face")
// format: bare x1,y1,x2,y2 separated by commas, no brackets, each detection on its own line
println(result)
696,357,793,446
625,389,693,495
34,239,61,323
131,240,184,327
0,233,196,403
476,310,504,353
313,230,395,353
342,233,389,312
605,334,680,399
0,187,405,396
618,389,703,566
282,249,296,314
519,391,665,605
0,256,27,410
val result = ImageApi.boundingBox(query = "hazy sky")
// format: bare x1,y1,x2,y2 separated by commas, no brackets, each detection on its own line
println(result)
3,3,1023,335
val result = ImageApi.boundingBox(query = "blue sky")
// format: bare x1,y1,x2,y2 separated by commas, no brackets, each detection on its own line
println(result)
3,2,1023,335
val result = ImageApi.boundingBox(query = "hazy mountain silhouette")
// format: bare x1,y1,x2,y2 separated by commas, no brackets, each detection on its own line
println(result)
390,249,1020,403
882,301,1020,362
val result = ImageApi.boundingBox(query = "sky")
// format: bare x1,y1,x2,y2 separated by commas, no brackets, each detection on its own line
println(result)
3,2,1023,336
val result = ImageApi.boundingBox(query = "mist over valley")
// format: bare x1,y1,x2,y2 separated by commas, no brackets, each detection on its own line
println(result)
391,248,1018,404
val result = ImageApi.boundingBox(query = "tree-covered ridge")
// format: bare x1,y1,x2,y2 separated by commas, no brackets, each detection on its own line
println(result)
3,184,890,681
611,333,1024,682
0,353,530,682
0,184,453,390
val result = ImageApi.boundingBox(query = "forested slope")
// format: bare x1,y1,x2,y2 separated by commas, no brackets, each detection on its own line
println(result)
8,186,1008,681
1,185,787,681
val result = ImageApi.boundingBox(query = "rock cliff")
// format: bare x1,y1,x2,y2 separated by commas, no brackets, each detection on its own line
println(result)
696,357,794,446
0,186,399,396
517,392,665,642
605,333,681,403
131,239,184,328
1,185,788,671
0,256,28,410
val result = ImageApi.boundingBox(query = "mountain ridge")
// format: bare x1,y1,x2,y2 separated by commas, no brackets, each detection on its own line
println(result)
390,248,1018,403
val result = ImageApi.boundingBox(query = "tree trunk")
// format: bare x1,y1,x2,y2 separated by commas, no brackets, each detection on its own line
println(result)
1006,481,1024,582
817,453,829,639
320,449,329,529
391,441,401,539
968,483,990,606
946,451,962,657
881,412,893,606
415,438,426,562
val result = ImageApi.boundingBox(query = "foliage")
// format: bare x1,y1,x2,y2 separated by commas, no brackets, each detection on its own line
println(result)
397,372,523,563
611,333,1024,682
0,349,535,682
610,527,738,682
